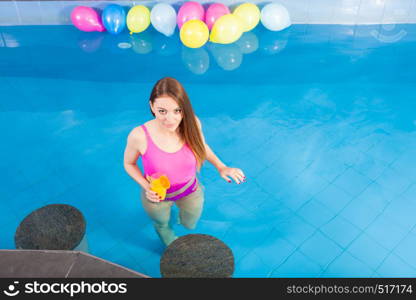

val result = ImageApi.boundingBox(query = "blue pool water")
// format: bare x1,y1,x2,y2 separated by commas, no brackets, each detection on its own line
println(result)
1,24,416,277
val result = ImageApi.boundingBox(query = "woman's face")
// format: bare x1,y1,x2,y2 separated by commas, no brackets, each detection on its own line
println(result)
150,96,183,132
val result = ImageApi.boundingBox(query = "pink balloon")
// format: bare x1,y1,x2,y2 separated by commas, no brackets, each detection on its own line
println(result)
177,1,205,29
205,3,230,30
71,6,105,32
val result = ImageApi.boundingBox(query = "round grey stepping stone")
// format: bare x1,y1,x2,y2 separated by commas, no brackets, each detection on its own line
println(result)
15,204,86,251
160,234,234,278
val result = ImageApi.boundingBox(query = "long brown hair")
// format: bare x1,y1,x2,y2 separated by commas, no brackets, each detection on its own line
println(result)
149,77,206,171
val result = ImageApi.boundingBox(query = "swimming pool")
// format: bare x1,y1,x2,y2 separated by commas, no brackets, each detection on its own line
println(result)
1,23,416,277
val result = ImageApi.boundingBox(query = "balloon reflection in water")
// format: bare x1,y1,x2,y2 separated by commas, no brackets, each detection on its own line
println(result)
235,31,258,54
181,46,209,75
78,32,104,53
208,43,243,71
130,32,153,54
102,32,132,54
259,29,289,55
154,32,181,56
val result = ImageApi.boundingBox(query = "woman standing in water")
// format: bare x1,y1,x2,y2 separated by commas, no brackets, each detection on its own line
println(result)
123,77,245,246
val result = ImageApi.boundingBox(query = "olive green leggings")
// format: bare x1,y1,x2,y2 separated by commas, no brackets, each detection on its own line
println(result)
140,184,205,246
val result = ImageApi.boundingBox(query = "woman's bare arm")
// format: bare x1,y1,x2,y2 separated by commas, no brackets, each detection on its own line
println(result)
123,128,150,190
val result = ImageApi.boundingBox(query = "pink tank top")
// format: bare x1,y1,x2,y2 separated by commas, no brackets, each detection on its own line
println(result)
141,124,198,201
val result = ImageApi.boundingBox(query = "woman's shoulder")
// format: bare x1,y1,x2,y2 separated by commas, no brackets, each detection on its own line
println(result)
128,122,151,145
195,116,202,128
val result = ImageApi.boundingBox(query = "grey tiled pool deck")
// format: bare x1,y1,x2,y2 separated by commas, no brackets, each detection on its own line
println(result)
0,250,148,277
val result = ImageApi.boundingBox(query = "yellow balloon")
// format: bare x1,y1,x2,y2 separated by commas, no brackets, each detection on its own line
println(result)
127,5,150,34
180,20,209,48
210,14,243,44
233,3,260,32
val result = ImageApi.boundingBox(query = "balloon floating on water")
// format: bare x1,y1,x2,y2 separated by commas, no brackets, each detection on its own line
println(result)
71,2,291,48
102,4,126,34
127,5,151,34
210,14,243,44
151,3,177,37
205,3,230,30
71,6,105,32
233,2,261,32
180,19,209,48
260,3,291,31
177,1,205,29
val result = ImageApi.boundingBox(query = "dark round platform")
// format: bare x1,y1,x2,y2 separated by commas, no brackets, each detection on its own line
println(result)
15,204,86,251
160,234,234,278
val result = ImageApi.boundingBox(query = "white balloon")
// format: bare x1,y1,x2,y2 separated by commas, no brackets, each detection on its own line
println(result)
151,3,177,37
260,3,291,31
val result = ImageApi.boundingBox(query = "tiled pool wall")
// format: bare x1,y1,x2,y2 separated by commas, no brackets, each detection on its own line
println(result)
0,0,416,26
